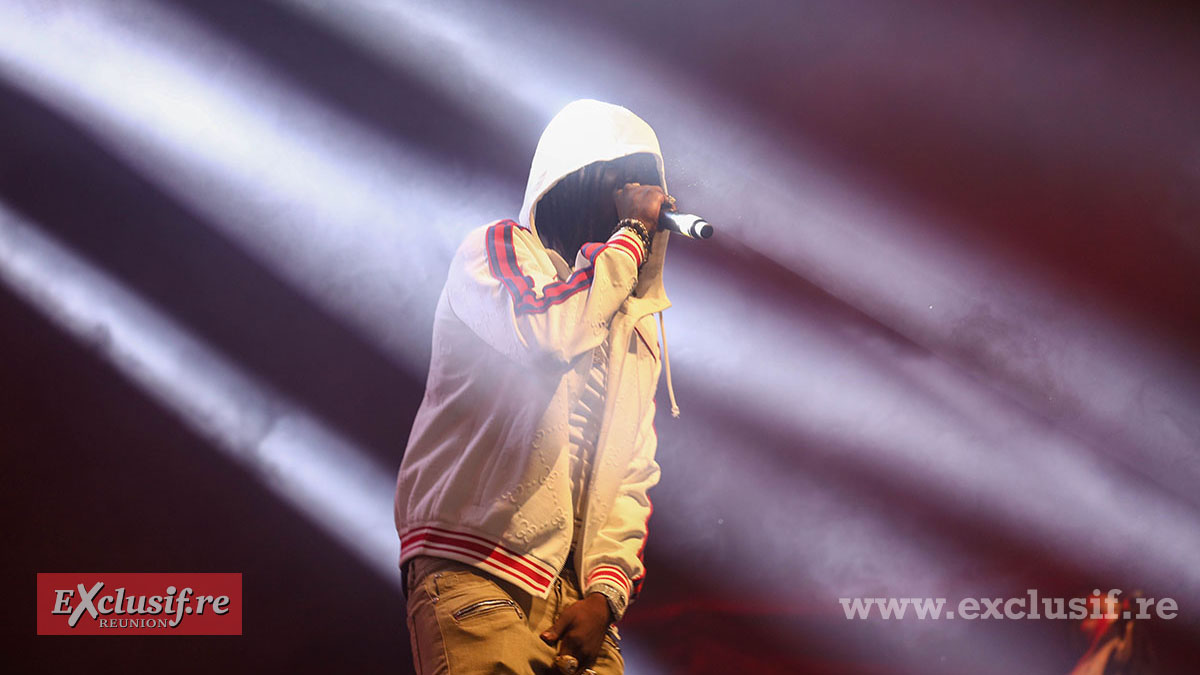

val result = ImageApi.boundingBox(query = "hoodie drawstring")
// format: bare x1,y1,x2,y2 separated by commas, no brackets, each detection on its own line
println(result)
657,311,680,418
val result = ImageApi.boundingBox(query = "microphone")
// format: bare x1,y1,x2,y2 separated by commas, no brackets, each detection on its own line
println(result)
660,212,714,240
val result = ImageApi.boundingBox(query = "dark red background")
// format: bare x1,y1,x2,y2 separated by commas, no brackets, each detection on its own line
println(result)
4,0,1199,673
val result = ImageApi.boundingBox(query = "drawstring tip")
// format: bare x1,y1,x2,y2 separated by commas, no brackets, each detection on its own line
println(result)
669,405,680,419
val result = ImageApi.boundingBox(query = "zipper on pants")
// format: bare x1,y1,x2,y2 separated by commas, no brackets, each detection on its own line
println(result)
452,598,522,621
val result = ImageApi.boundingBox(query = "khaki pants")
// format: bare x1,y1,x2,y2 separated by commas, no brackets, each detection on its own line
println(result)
404,556,624,675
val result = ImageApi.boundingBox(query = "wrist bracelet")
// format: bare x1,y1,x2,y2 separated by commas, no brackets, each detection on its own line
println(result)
588,582,626,623
616,218,653,253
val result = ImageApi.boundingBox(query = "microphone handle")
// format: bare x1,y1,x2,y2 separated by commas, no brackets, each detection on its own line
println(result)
659,212,714,240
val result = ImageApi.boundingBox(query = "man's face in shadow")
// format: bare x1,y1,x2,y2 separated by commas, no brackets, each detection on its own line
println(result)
576,153,661,241
536,152,661,260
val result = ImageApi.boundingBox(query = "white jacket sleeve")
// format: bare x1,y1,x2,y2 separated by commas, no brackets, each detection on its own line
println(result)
582,398,660,620
446,220,645,369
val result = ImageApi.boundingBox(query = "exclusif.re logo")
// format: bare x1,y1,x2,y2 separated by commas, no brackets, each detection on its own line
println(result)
36,573,242,635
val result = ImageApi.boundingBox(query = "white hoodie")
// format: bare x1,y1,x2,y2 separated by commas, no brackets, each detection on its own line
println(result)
393,100,672,619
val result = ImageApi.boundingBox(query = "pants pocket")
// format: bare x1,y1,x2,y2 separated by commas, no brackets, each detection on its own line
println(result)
428,568,535,673
406,575,449,675
432,569,525,624
452,597,522,623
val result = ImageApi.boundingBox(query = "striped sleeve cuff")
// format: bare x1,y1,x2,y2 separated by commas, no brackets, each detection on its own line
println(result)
585,565,632,621
606,229,646,267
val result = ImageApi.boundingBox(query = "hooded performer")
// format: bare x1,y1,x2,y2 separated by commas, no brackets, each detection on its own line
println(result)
395,99,677,674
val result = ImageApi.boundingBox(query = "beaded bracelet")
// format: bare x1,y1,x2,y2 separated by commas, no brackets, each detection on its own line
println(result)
615,217,653,253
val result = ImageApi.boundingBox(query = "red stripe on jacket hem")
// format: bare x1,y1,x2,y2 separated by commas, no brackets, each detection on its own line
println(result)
401,526,556,592
403,525,554,570
402,525,556,579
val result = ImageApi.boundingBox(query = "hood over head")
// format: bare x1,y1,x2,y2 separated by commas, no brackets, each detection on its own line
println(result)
518,99,682,418
520,99,668,241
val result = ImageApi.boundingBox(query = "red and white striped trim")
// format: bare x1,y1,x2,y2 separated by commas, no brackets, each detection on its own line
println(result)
580,231,645,268
608,230,646,267
585,564,633,598
401,525,557,595
486,221,594,316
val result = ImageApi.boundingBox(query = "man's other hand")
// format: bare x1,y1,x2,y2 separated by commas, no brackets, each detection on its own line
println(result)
540,592,613,671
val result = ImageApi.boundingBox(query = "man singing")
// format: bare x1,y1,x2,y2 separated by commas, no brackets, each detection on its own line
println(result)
394,99,677,674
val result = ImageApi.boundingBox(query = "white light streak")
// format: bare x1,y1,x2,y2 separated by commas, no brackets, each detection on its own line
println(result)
0,0,512,374
270,0,1200,499
3,0,1197,668
0,203,400,587
278,0,1200,608
667,248,1200,598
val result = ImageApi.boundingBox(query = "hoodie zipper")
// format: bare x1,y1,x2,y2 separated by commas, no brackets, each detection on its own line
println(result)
576,317,631,551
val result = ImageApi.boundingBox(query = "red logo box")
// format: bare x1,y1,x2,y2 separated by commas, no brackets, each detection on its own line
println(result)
37,573,242,635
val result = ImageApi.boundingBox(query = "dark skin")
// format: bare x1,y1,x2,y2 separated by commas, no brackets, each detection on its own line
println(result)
535,154,670,670
540,593,613,671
